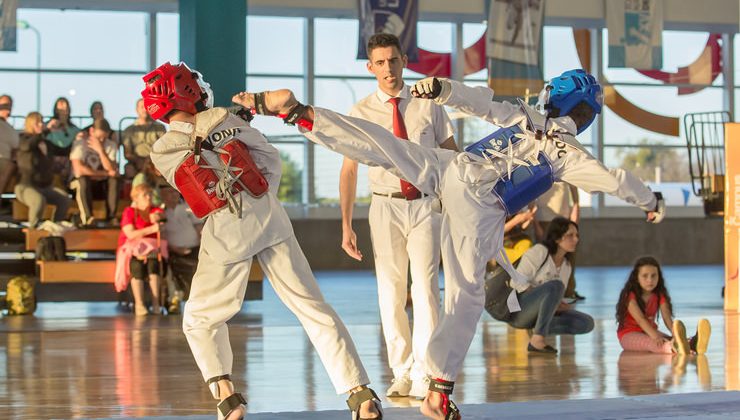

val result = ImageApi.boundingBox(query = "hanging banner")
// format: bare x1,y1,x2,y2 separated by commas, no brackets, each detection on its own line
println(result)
486,0,545,66
357,0,418,62
607,0,664,69
0,0,18,52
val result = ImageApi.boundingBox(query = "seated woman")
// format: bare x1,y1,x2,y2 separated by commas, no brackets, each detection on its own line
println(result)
505,217,594,353
115,184,166,316
15,112,71,228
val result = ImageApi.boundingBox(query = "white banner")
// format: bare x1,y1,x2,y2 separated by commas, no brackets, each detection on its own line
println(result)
0,0,17,52
486,0,545,66
607,0,664,69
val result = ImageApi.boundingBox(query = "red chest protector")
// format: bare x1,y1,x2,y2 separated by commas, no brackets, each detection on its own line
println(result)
174,139,268,218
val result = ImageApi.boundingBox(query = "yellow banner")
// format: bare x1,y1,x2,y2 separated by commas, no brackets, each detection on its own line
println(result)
724,123,740,311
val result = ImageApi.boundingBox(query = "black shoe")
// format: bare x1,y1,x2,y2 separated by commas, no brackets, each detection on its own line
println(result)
528,343,557,354
573,291,586,301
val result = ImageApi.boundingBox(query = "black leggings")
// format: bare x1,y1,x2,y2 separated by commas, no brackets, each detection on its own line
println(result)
130,255,162,280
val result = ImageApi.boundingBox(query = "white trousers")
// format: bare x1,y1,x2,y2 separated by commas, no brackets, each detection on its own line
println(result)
183,234,369,394
368,195,440,380
306,108,506,381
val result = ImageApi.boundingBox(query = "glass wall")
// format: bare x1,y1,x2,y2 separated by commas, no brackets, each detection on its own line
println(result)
1,7,730,215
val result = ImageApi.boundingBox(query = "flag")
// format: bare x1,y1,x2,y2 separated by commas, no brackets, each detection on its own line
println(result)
0,0,17,52
357,0,418,61
486,0,545,98
607,0,664,69
486,0,545,66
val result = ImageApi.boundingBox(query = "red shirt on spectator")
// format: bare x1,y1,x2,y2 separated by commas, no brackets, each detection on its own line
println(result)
118,206,164,247
617,291,666,340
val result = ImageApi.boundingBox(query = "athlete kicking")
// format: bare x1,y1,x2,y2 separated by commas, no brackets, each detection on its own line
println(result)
143,62,382,420
232,69,665,420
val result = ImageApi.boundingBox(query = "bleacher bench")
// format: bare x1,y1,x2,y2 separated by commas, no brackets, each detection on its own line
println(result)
13,199,129,223
25,229,264,297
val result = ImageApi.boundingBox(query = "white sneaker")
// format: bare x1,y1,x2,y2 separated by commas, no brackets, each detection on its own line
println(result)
385,375,412,397
409,376,430,400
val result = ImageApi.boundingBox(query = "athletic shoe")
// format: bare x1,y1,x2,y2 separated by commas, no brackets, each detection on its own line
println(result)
672,319,690,354
409,376,430,400
695,318,711,354
386,375,412,397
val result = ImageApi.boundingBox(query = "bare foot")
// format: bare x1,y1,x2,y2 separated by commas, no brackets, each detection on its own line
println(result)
420,391,445,419
231,90,297,115
223,403,246,420
359,398,381,418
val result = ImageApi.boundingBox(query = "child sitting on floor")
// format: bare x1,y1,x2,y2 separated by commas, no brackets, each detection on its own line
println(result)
616,256,711,354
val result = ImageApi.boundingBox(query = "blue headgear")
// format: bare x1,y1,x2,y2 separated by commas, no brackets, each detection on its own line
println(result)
536,69,603,134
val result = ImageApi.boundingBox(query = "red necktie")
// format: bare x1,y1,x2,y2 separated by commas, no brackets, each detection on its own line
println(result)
388,97,421,200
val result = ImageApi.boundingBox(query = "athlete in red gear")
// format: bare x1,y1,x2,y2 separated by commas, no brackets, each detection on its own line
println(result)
143,62,383,420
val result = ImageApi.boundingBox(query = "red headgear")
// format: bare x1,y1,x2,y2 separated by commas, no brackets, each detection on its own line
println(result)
141,62,208,123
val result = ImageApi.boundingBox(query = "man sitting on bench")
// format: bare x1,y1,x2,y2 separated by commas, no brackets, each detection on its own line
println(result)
70,118,120,226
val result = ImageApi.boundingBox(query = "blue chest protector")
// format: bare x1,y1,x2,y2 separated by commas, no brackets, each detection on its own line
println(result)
464,118,554,215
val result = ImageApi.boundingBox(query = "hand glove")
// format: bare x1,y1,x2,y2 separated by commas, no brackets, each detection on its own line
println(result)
647,192,666,224
410,77,451,101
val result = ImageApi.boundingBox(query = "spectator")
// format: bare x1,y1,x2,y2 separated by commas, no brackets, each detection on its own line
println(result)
616,256,711,354
0,94,19,209
116,183,165,316
69,118,119,226
122,98,166,172
504,217,594,353
90,101,104,121
161,185,203,313
46,97,80,185
14,112,71,227
83,101,118,143
46,97,80,150
534,182,584,300
132,159,166,206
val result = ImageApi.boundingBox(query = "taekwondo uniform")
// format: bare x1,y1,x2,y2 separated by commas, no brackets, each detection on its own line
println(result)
300,80,657,381
150,107,370,394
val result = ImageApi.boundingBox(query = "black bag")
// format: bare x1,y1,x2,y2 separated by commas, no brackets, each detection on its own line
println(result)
484,267,516,321
35,236,67,261
484,253,548,321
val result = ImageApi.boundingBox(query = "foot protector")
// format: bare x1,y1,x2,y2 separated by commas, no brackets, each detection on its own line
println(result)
279,102,313,131
207,374,232,399
217,392,247,420
429,378,461,420
346,387,383,420
254,92,277,116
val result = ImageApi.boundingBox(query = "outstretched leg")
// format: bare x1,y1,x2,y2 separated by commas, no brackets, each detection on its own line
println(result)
233,90,453,198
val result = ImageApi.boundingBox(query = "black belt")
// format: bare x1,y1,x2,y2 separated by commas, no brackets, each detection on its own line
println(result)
372,191,426,200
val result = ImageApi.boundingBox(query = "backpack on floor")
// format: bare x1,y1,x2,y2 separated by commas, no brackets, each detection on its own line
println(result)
6,275,37,315
35,236,67,261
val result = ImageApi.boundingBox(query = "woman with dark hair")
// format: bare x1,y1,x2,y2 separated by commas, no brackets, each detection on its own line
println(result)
503,216,594,353
46,97,80,150
46,97,80,184
90,101,104,121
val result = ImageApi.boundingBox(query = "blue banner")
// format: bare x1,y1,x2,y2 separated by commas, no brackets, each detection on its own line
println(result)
0,0,17,52
357,0,418,61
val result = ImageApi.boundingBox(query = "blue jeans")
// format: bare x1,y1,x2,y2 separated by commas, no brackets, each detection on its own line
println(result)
507,281,594,336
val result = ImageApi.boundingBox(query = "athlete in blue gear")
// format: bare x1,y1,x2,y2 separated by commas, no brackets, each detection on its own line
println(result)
232,69,665,420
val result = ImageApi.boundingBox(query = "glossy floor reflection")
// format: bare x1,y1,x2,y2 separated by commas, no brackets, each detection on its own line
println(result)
0,265,733,419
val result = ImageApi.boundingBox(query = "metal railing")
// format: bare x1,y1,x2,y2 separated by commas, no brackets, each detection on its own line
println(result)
683,111,731,199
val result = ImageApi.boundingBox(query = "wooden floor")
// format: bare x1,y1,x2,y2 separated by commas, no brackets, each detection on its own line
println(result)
0,265,735,419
